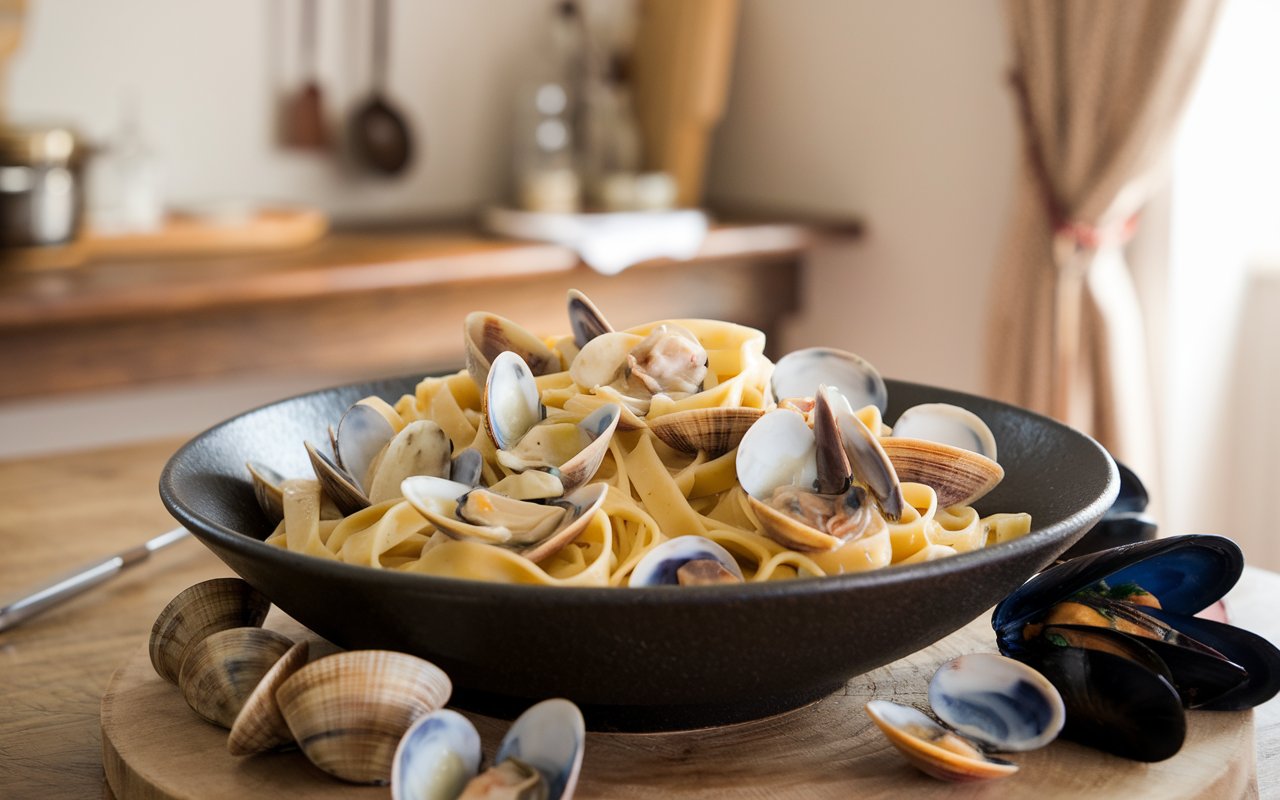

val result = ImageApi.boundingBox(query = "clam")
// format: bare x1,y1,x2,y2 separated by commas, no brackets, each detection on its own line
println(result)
767,346,887,412
485,351,619,492
567,288,612,349
178,626,295,729
993,534,1280,760
402,477,608,564
882,403,1003,508
247,461,288,523
481,698,584,800
735,388,898,551
391,699,584,800
247,461,342,523
228,640,311,756
392,709,482,800
450,447,486,489
149,578,271,686
647,407,765,456
308,408,453,515
568,324,708,416
628,535,745,586
866,653,1064,782
465,311,561,388
277,650,453,785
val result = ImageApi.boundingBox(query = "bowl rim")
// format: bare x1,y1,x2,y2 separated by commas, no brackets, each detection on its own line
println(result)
159,373,1119,605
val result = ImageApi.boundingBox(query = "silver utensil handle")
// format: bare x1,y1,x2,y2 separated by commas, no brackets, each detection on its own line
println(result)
0,527,190,633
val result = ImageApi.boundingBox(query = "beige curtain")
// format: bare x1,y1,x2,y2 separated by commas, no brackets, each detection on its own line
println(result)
987,0,1221,489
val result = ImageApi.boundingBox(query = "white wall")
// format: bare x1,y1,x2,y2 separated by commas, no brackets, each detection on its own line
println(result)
10,0,547,221
707,0,1018,395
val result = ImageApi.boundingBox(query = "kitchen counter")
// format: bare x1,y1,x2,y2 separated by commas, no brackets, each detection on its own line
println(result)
0,219,855,402
1,438,1277,797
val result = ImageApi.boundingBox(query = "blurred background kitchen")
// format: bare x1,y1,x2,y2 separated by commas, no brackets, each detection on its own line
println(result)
1,0,1276,569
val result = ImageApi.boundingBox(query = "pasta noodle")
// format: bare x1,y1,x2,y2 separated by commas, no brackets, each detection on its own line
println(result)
264,317,1032,586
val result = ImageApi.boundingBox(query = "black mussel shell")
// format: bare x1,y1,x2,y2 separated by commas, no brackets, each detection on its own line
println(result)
1143,607,1280,711
1059,512,1158,561
993,534,1243,656
1111,461,1149,515
1060,461,1154,560
1027,644,1186,762
1073,598,1250,709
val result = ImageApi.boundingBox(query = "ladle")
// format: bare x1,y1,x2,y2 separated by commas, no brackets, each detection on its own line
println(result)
350,0,413,175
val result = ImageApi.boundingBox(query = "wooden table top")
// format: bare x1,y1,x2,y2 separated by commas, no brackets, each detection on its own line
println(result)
1,437,1277,798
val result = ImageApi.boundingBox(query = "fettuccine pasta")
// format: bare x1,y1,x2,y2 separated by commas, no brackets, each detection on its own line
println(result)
263,316,1031,586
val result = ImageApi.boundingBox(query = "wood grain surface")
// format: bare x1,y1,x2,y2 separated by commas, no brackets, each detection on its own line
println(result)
0,222,828,401
102,613,1256,800
1,438,1277,799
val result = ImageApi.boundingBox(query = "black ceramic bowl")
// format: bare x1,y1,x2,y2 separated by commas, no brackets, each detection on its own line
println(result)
160,375,1118,731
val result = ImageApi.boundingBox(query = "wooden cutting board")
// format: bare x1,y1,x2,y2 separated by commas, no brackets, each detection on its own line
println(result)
101,612,1257,799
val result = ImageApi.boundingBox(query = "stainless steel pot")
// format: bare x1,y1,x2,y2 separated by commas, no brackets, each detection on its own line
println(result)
0,125,84,248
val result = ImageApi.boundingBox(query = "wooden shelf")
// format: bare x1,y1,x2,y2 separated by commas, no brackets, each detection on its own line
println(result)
0,219,858,402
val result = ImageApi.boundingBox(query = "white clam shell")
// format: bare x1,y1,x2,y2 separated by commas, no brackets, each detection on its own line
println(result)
734,409,818,501
768,347,887,412
494,699,585,800
892,403,998,460
391,709,482,800
928,653,1064,752
337,402,398,492
567,288,612,349
865,699,1018,782
485,351,545,451
628,536,744,586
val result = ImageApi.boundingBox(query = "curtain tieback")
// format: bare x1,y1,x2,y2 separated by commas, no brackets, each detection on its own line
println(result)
1054,214,1140,253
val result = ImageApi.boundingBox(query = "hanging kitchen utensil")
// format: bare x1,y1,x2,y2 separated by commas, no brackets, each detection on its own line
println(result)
349,0,413,175
283,0,329,150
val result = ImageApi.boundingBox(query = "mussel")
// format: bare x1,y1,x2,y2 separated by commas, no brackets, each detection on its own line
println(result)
866,653,1064,781
992,534,1280,761
1058,460,1157,560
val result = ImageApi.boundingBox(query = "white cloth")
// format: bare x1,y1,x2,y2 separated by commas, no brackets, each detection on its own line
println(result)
482,207,708,275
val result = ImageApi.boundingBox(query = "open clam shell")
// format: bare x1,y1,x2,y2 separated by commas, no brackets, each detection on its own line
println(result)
391,709,482,800
401,477,607,564
336,401,398,492
768,347,887,412
891,403,998,460
884,403,1003,508
149,578,271,686
247,461,287,523
178,626,295,729
865,701,1018,782
867,653,1063,782
485,351,546,452
277,650,453,785
825,386,905,521
567,288,612,349
465,311,560,388
927,653,1064,752
491,698,585,800
228,639,310,756
628,536,745,587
